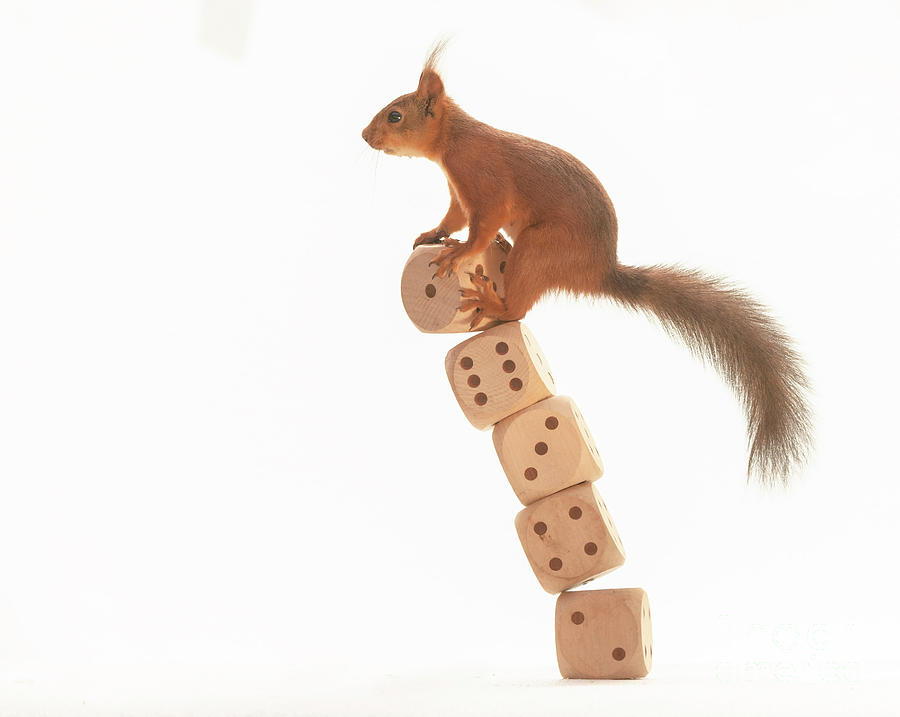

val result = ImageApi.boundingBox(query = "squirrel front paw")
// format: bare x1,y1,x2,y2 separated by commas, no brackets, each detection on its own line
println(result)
413,228,448,248
428,238,471,278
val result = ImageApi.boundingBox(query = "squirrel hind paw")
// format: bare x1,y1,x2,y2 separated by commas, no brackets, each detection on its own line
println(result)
459,273,506,327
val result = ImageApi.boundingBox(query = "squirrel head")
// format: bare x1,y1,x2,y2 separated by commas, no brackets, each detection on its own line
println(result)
362,61,447,159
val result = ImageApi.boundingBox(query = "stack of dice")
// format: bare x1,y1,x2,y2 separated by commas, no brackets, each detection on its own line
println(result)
400,238,653,679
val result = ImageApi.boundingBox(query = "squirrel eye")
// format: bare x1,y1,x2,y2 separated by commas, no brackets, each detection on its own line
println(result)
388,110,402,123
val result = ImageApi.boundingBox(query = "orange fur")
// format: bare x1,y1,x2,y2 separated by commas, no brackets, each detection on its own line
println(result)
362,53,812,485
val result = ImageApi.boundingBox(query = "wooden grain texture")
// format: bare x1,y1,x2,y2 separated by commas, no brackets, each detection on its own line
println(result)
400,238,510,333
514,482,625,594
555,588,652,679
444,321,555,430
493,395,604,505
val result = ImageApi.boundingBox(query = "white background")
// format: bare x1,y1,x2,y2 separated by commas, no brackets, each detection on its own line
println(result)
1,1,898,714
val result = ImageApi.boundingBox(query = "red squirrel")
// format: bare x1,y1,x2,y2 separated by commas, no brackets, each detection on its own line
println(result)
362,45,812,485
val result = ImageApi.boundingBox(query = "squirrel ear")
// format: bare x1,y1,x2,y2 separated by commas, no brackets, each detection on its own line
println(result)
416,69,444,105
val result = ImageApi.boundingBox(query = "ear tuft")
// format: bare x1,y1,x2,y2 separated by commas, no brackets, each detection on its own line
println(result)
423,38,449,75
416,38,449,106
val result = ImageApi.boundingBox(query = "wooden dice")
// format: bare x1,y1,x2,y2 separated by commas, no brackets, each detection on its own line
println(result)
400,238,510,333
555,588,652,679
445,322,556,429
514,482,625,594
415,291,654,679
493,395,604,505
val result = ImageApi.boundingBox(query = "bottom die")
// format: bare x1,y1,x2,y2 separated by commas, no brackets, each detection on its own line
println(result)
555,588,652,679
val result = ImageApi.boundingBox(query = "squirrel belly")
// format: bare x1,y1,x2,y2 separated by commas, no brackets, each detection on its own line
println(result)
363,49,813,484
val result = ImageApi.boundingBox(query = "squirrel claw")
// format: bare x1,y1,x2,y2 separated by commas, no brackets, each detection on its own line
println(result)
468,309,488,331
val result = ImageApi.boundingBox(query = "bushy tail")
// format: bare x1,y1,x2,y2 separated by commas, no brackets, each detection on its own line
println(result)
603,264,812,485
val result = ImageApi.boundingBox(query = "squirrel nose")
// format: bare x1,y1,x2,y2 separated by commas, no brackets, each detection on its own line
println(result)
362,126,371,144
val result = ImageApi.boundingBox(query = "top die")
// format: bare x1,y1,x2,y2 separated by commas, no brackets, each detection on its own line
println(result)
445,322,556,430
400,239,509,333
